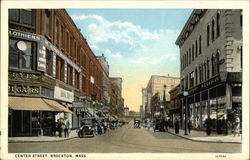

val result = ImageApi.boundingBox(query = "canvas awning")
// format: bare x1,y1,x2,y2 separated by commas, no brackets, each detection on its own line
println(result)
8,96,73,114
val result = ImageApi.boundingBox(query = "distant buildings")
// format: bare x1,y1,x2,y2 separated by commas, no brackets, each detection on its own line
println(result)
124,106,129,116
142,75,180,118
175,9,242,130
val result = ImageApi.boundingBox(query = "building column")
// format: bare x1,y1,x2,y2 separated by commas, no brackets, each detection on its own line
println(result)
52,52,56,78
225,83,232,116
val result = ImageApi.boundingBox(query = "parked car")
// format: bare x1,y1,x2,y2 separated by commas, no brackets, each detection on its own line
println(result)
77,117,96,138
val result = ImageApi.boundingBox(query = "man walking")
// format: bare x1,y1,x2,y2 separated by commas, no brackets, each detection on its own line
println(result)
174,118,179,134
64,119,70,137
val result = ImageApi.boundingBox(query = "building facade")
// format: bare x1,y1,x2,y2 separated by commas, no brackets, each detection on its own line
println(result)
8,9,104,136
141,88,147,118
176,9,242,130
145,75,180,118
96,54,110,113
109,77,123,115
168,84,181,127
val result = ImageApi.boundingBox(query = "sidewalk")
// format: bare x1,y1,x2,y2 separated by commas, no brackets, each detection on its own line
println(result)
8,130,78,143
167,127,242,144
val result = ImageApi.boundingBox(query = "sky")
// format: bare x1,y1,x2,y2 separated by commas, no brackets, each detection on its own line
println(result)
67,9,193,112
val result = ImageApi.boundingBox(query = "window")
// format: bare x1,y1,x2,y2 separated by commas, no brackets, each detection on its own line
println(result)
67,65,73,86
199,65,202,83
44,10,51,37
199,35,202,54
195,40,198,57
55,19,59,46
74,71,79,89
204,62,207,80
192,44,194,61
46,49,53,76
185,76,188,90
195,68,198,85
66,31,69,53
240,10,242,27
212,19,215,42
216,12,220,37
207,59,210,79
60,25,64,50
189,48,191,64
9,38,35,70
240,46,242,68
189,72,194,88
211,55,215,76
216,51,220,74
56,56,64,82
9,9,34,26
207,24,210,47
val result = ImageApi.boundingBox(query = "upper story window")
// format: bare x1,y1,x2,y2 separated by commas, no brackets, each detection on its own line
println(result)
207,24,210,47
74,71,80,89
216,51,220,74
189,48,191,64
46,49,53,76
216,12,220,37
192,44,194,61
240,10,242,27
207,58,210,79
9,38,36,70
212,19,215,42
195,68,198,85
60,25,65,50
44,9,51,38
55,19,59,46
204,62,207,80
9,9,34,26
56,55,64,82
199,35,202,54
211,55,216,76
189,72,194,88
67,65,73,86
195,40,198,57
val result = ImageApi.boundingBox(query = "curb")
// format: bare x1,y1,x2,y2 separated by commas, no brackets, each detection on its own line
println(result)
8,136,78,143
166,131,242,144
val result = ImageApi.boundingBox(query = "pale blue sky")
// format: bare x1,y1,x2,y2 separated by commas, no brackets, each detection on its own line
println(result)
66,9,193,111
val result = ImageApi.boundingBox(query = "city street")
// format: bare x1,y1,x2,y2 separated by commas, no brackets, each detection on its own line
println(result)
9,122,241,153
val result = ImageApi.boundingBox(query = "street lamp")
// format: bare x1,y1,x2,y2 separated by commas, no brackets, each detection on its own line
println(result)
183,91,189,135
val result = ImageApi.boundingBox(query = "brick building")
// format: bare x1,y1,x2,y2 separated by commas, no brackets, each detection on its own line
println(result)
8,9,103,136
176,9,242,130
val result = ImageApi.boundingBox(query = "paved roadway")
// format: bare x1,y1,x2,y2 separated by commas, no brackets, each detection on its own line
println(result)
8,122,241,153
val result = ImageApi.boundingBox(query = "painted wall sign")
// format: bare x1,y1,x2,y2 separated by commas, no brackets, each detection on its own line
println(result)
9,29,40,41
54,86,74,102
8,71,40,82
8,85,40,95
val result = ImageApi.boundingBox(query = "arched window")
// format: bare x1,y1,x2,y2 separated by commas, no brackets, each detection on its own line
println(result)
207,24,210,47
199,65,202,83
199,35,202,54
204,62,207,80
192,44,194,61
216,51,220,74
212,19,215,41
189,48,191,64
195,67,198,85
216,12,220,37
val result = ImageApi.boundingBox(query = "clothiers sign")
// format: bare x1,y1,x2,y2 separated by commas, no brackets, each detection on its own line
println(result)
54,86,74,103
9,29,41,41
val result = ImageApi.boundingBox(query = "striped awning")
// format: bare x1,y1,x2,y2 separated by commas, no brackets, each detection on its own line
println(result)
8,96,73,114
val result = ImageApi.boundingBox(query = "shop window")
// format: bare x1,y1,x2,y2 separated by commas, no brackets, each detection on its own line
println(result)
202,91,208,101
41,87,54,98
207,24,210,47
240,46,242,69
9,38,36,70
67,65,73,86
9,9,34,26
209,87,216,99
232,86,242,96
212,19,215,42
217,84,226,97
45,49,53,76
44,9,51,38
216,12,220,37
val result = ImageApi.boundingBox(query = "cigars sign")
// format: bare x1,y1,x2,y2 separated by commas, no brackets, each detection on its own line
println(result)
8,85,40,95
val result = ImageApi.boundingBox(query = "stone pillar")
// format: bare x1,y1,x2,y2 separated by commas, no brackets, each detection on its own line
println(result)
52,52,56,78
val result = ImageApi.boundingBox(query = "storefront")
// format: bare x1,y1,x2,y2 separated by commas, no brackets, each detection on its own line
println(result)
183,72,242,131
8,96,73,137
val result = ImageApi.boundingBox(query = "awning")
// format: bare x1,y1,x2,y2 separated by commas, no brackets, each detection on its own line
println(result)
43,99,73,114
8,97,73,114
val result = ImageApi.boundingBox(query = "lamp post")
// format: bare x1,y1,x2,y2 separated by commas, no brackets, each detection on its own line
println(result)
183,91,189,135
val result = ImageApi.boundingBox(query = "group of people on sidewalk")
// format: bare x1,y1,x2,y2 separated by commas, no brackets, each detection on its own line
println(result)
52,118,71,138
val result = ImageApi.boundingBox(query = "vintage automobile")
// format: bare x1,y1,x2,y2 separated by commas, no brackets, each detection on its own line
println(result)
77,117,97,138
134,119,141,128
153,118,165,132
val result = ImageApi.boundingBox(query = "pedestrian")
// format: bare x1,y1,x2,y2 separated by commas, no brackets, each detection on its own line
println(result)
64,119,70,137
57,119,62,137
174,118,179,134
165,119,169,132
233,117,240,136
221,117,226,135
188,119,192,134
205,118,211,136
51,120,57,136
